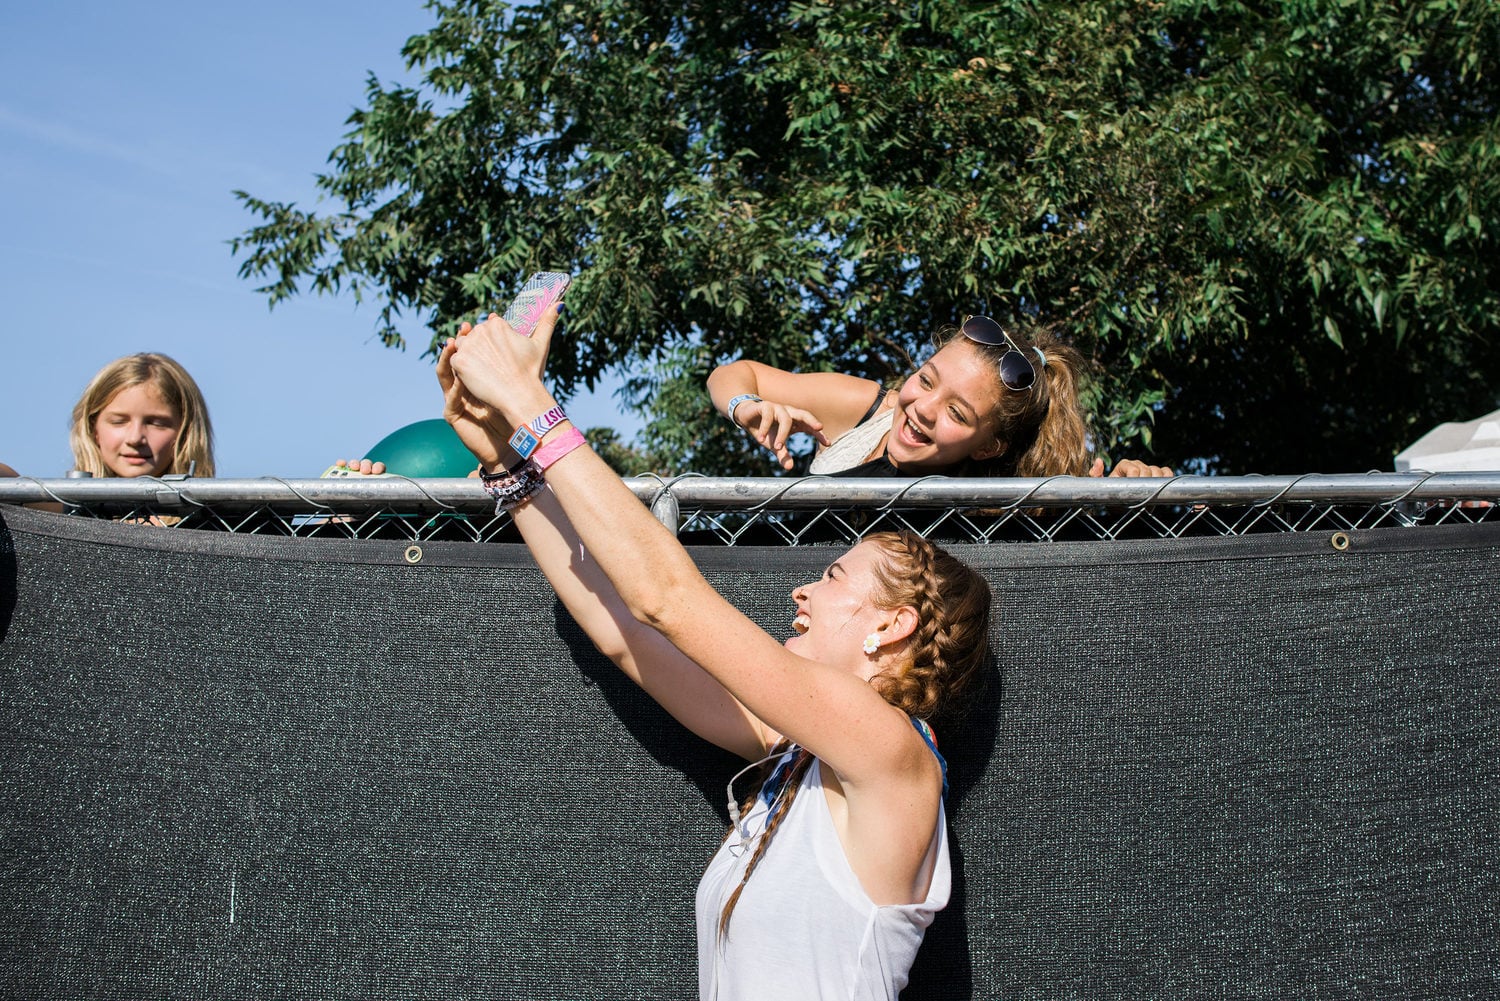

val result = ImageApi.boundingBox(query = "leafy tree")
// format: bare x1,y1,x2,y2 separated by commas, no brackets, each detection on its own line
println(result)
581,426,639,475
233,0,1500,474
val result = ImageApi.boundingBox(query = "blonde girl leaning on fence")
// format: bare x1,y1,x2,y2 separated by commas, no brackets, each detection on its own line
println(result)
3,353,215,494
68,353,215,478
438,307,993,1000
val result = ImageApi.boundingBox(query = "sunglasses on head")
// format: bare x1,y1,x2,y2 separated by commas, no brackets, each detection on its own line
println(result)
960,315,1037,392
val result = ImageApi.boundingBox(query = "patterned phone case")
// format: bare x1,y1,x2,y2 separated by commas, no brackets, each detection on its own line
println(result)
501,272,572,337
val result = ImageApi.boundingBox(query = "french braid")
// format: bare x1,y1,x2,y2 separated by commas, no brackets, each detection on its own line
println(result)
865,530,991,722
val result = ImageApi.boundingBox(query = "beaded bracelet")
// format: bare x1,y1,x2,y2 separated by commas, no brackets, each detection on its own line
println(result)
479,458,546,513
495,465,545,512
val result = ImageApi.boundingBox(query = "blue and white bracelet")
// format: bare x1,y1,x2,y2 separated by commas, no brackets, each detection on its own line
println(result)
725,393,762,428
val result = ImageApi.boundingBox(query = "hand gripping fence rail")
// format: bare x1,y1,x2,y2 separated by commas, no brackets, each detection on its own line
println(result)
1,471,1497,543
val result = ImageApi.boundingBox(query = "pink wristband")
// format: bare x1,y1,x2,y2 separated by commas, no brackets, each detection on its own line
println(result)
533,427,587,470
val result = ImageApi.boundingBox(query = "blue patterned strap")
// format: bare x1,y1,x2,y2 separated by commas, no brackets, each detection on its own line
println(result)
757,746,801,808
761,723,947,805
911,718,949,799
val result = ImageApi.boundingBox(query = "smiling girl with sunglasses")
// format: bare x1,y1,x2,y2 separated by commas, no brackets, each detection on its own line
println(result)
708,317,1171,478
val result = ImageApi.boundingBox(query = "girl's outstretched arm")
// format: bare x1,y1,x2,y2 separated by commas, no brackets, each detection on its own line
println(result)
438,324,774,761
451,314,946,903
448,316,927,787
516,488,776,761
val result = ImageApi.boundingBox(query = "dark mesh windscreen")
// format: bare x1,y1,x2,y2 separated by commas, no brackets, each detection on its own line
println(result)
2,504,1496,1000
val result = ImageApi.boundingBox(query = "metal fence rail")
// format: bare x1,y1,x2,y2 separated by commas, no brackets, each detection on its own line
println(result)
3,473,1498,545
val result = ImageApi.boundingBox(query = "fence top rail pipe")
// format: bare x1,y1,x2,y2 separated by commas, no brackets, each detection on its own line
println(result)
2,471,1499,513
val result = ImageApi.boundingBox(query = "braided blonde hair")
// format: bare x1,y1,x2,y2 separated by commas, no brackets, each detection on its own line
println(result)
718,742,813,939
863,530,992,721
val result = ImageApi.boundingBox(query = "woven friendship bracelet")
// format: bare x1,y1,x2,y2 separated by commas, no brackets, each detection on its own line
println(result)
508,404,568,460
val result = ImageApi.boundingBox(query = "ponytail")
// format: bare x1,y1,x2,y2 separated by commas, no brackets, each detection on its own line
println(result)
1008,326,1091,478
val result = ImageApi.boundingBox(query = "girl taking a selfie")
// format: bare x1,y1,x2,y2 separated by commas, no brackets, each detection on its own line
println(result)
440,307,993,999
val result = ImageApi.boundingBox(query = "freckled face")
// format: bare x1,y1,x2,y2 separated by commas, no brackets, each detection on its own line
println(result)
93,383,181,478
785,540,891,671
887,339,1005,473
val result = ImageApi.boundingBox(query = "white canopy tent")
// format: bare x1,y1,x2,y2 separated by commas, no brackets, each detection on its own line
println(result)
1395,407,1500,472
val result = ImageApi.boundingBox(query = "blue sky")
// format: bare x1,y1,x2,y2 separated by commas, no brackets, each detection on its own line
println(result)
1,1,635,478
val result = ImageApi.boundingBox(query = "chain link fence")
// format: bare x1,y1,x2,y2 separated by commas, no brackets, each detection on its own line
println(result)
2,473,1497,545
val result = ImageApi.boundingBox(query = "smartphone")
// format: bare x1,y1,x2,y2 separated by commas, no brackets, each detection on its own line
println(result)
500,271,572,337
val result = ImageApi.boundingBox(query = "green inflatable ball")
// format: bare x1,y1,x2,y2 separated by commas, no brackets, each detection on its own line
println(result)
364,419,476,478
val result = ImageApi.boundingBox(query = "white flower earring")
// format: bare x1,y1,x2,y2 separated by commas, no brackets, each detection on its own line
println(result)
862,632,881,656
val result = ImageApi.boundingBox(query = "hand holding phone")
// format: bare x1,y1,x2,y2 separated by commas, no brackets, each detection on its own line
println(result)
500,271,572,337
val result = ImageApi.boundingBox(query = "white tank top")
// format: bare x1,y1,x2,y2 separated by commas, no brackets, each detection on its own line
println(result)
808,408,894,475
694,755,950,1001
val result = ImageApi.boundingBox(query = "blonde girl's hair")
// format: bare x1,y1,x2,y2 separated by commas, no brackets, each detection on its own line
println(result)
69,353,216,478
718,530,991,935
933,320,1093,478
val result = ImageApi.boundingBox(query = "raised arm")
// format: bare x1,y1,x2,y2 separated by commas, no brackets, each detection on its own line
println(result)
451,319,923,785
707,359,886,470
438,319,773,761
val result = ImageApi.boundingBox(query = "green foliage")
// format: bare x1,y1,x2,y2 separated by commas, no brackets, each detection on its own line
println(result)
233,0,1500,473
584,426,673,476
